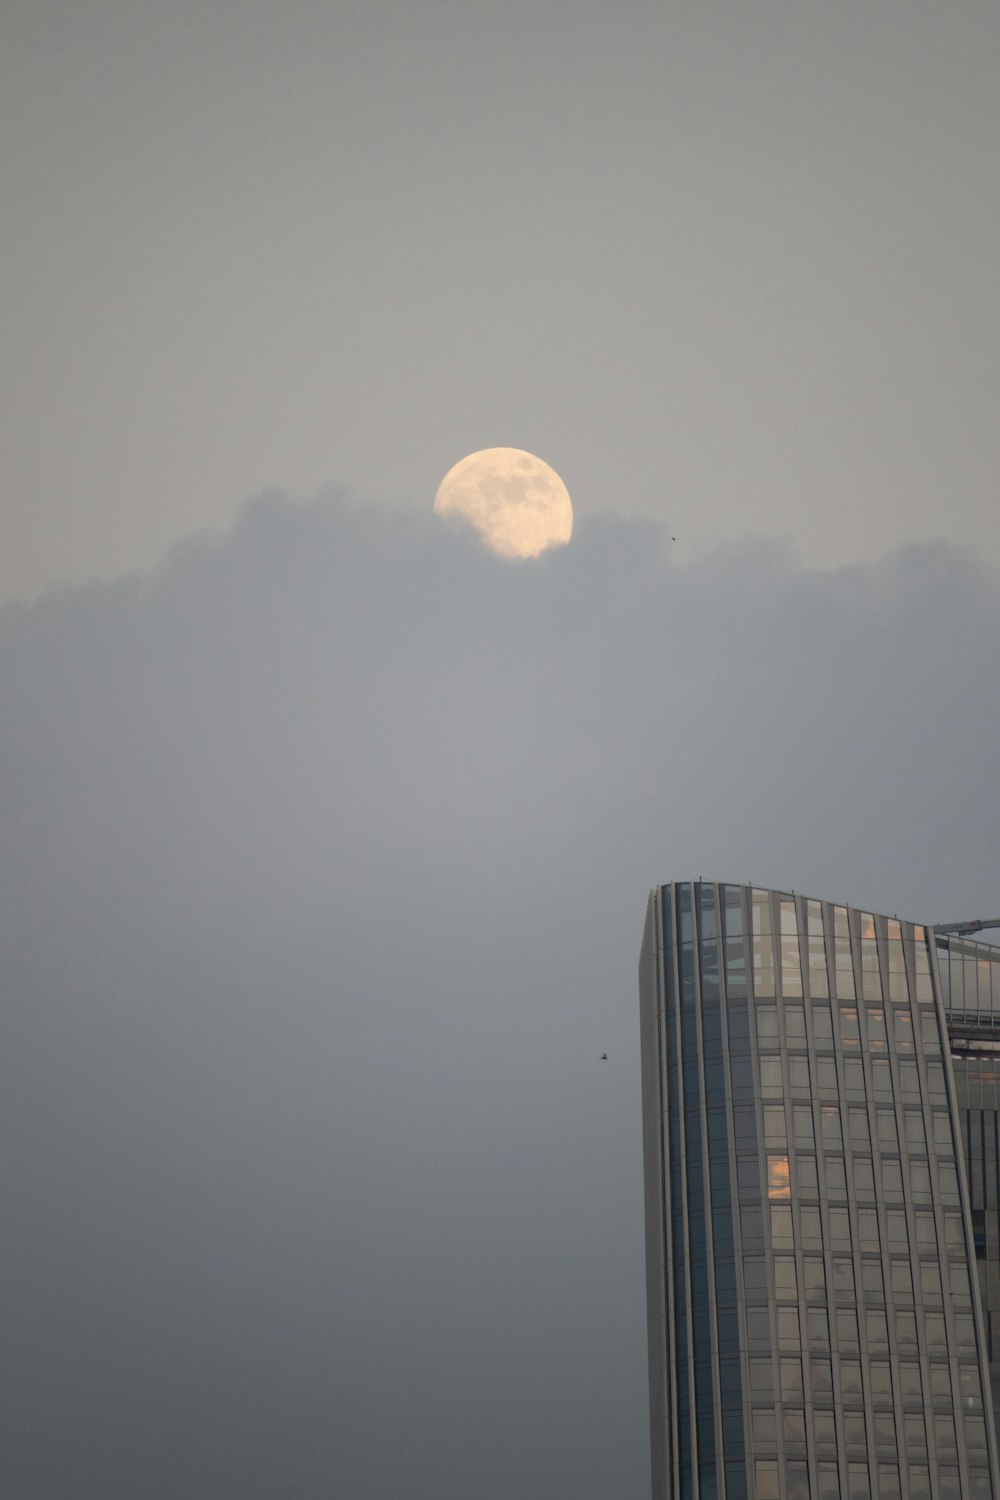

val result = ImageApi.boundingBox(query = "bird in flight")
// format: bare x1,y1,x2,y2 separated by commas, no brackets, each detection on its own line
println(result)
600,1052,608,1060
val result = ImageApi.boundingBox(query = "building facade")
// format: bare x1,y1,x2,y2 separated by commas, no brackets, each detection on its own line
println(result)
937,934,1000,1433
640,882,1000,1500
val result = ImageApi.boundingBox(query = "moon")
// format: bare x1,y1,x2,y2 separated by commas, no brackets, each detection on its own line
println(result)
433,448,573,559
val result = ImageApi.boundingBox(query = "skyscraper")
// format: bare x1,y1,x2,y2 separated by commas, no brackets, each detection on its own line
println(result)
639,882,1000,1500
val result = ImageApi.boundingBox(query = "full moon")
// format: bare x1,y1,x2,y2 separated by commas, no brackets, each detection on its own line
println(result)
433,448,573,559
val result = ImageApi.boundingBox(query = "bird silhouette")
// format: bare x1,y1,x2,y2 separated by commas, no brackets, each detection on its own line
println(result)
600,1052,608,1060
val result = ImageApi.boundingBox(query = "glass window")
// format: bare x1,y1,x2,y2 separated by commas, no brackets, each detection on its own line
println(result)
959,1363,984,1410
866,1309,888,1350
833,909,855,998
844,1057,866,1098
781,1357,804,1401
861,1260,884,1301
955,1313,976,1353
858,1210,880,1253
934,1414,956,1453
810,1357,833,1400
752,1408,777,1445
822,1108,844,1150
774,1256,797,1300
807,1308,830,1351
907,1467,930,1500
925,1061,946,1101
871,1058,893,1101
910,1160,932,1205
726,1464,749,1500
938,1471,960,1500
944,1213,966,1253
860,921,881,1003
854,1160,876,1200
806,901,829,998
756,1007,779,1047
965,1416,989,1452
840,1006,861,1048
817,1463,840,1500
933,1111,953,1151
815,1412,837,1449
796,1155,818,1194
895,1310,917,1351
749,1358,773,1398
899,1364,922,1403
785,1004,806,1044
829,1207,852,1250
868,1361,892,1404
920,1013,939,1046
939,1160,960,1205
841,1357,863,1396
813,1007,835,1048
760,1056,783,1098
924,1313,947,1354
743,1259,767,1298
903,1413,926,1456
755,1460,780,1500
776,1306,800,1350
892,1009,913,1052
764,1105,786,1147
746,1307,770,1351
793,1105,815,1147
914,1213,936,1254
836,1308,859,1350
832,1257,855,1299
767,1156,790,1199
770,1205,793,1250
904,1110,925,1151
897,1060,920,1101
787,1460,810,1498
873,1413,897,1454
817,1058,838,1097
878,1465,901,1500
881,1163,903,1202
950,1262,971,1302
886,1211,908,1248
866,1007,887,1050
849,1107,870,1148
803,1256,826,1303
780,901,803,997
876,1110,898,1151
969,1472,992,1500
928,1365,952,1403
890,1261,913,1301
825,1156,847,1196
742,1205,765,1250
800,1205,822,1250
966,1416,988,1452
917,1266,941,1302
789,1057,811,1094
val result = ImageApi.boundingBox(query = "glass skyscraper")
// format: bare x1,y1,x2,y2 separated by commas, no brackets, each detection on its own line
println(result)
639,882,1000,1500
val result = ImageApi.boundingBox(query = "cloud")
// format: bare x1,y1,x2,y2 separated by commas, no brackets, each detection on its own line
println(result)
1,490,997,1497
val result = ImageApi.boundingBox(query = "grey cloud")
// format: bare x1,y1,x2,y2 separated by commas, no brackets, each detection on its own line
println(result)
1,491,998,1497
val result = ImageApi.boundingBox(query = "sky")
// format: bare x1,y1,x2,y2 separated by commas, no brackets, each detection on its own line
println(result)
2,0,1000,601
3,4,1000,1497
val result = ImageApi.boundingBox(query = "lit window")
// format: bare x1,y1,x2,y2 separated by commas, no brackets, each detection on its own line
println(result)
767,1156,790,1199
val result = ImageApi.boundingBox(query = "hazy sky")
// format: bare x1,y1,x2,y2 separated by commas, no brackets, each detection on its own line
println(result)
2,491,999,1497
3,0,1000,600
3,4,1000,1496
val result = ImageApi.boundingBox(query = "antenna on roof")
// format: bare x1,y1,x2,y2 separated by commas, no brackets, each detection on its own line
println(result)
934,918,1000,937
